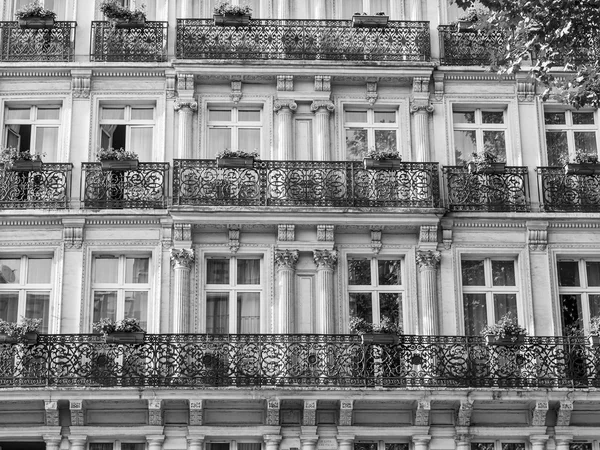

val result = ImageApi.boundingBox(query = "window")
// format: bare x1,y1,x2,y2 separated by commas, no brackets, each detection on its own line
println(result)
205,257,262,334
90,443,145,450
4,105,60,161
339,0,391,16
461,258,519,335
207,444,261,450
453,109,507,165
13,0,66,19
355,443,408,450
558,259,600,335
99,105,154,161
471,443,525,450
92,255,150,331
345,109,398,160
545,110,599,166
207,107,262,158
347,257,403,328
0,256,52,332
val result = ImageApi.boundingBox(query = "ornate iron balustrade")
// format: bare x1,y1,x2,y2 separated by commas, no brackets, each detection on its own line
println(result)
173,159,440,208
0,334,599,389
438,25,505,65
81,162,170,209
176,19,430,61
90,21,168,62
0,163,72,209
537,166,600,211
0,21,76,61
443,166,530,212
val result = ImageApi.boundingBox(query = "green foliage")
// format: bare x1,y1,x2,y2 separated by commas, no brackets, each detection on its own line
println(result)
96,147,139,161
0,147,43,163
481,313,527,339
574,150,599,165
365,148,401,160
213,1,252,16
468,150,497,170
215,149,259,159
0,317,42,342
93,317,145,334
15,1,56,19
100,0,146,22
349,316,403,335
590,316,600,336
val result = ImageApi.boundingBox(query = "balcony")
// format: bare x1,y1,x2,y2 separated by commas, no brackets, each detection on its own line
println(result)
90,21,168,62
172,159,440,208
0,163,73,209
443,166,530,212
1,334,599,389
438,25,505,65
81,162,169,209
0,21,76,61
537,166,600,211
176,19,430,62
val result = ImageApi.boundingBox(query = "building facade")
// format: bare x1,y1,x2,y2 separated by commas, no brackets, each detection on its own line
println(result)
0,1,597,450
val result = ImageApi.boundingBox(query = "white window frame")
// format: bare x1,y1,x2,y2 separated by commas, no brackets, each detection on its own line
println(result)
543,109,600,165
4,104,61,159
12,0,67,20
98,104,155,161
89,441,146,450
344,108,399,160
452,108,508,164
206,105,263,158
557,258,600,334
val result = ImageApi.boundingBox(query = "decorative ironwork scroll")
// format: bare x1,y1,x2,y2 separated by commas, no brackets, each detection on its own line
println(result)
0,163,72,209
173,159,440,208
0,21,76,61
537,167,600,212
82,162,169,209
443,166,530,212
176,19,430,62
90,21,168,62
438,25,506,66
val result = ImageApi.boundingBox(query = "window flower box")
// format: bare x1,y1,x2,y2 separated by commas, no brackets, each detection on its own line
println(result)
100,159,139,171
564,163,600,176
352,14,389,28
363,158,402,170
0,331,38,344
111,17,146,28
214,14,251,26
18,17,54,29
467,161,506,174
360,333,399,344
105,331,145,344
589,335,600,347
457,20,476,32
8,160,43,172
485,334,525,345
217,157,255,168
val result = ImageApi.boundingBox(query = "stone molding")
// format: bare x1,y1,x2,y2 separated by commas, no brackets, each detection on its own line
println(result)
278,224,295,241
314,75,331,91
317,224,335,242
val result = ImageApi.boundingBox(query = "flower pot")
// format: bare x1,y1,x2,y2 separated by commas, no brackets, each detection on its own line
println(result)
589,336,600,347
100,159,139,171
360,333,399,344
22,331,38,344
214,14,251,26
467,161,506,174
565,163,600,175
18,17,54,29
0,333,17,344
111,17,146,28
352,15,389,28
105,331,145,344
217,157,255,168
457,20,476,32
363,158,402,170
8,160,42,172
485,334,525,345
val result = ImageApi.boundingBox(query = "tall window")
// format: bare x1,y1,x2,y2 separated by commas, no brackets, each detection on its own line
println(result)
471,443,525,450
461,258,518,335
453,109,507,165
90,443,145,450
347,257,403,328
205,257,261,334
558,259,600,335
545,110,599,166
99,105,154,161
345,109,398,160
339,0,391,16
207,107,261,158
207,444,262,450
92,255,150,331
5,105,60,161
0,256,52,332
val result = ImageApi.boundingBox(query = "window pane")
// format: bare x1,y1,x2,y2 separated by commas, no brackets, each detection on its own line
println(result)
27,258,51,284
122,445,145,450
124,291,148,329
574,132,597,154
464,293,487,335
349,292,373,323
374,111,396,123
346,129,368,160
207,259,229,284
209,128,232,157
101,107,125,120
372,0,390,14
348,259,371,285
482,111,504,124
237,259,260,284
493,294,517,320
558,261,580,286
238,128,260,152
546,131,568,166
0,259,20,284
35,127,58,161
374,129,397,152
378,260,401,285
129,127,153,161
93,258,118,283
471,444,494,450
25,292,49,332
339,0,361,16
380,292,401,325
491,260,515,286
237,292,260,333
345,111,368,123
209,110,232,122
90,445,113,450
461,260,485,286
544,112,566,125
502,444,525,450
6,108,30,121
93,291,117,323
36,108,60,120
207,293,229,333
125,258,149,284
385,445,409,450
131,108,154,120
453,111,475,124
573,112,595,125
560,294,583,334
239,110,260,122
586,262,600,286
483,130,506,162
589,295,600,318
0,292,18,322
454,130,477,165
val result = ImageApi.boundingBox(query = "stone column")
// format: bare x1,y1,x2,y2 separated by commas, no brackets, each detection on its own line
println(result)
275,249,299,333
174,100,198,159
416,250,441,335
311,101,335,161
68,436,87,450
313,250,338,334
530,436,549,450
187,436,205,450
413,436,431,450
147,436,165,450
554,436,573,450
170,248,195,333
455,434,471,450
264,435,282,450
300,435,318,450
410,104,434,162
337,436,355,450
274,100,297,160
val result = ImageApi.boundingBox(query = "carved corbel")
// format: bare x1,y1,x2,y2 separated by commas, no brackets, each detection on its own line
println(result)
278,224,295,241
71,69,91,99
277,75,294,91
303,400,317,426
266,398,280,425
339,399,353,426
189,400,204,426
317,224,334,242
45,401,59,426
371,227,382,254
228,226,240,253
531,401,549,426
456,400,473,426
366,81,378,105
69,400,84,426
174,223,192,242
231,80,243,103
63,218,85,249
177,73,195,97
148,399,163,426
314,75,331,91
415,400,430,426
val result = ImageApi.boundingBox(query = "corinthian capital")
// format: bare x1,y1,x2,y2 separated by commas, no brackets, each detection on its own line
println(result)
313,249,338,269
310,100,335,113
170,248,195,268
416,250,440,270
275,249,299,269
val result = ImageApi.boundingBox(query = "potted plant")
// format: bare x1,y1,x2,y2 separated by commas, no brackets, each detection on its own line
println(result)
481,313,527,345
15,1,56,29
216,149,259,168
93,317,146,344
349,316,402,344
352,11,389,28
589,316,600,346
467,150,506,174
0,317,42,344
0,148,43,172
455,4,488,32
213,1,252,26
564,150,600,175
363,148,402,169
100,0,146,28
97,147,139,171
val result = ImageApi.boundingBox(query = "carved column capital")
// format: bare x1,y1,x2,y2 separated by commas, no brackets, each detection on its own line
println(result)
275,249,299,269
313,249,338,269
274,99,298,112
416,250,441,270
311,100,335,113
174,100,198,111
410,103,434,114
170,248,195,268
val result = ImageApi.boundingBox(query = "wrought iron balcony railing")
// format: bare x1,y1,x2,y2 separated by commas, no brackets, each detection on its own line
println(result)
0,21,76,61
173,159,440,208
443,166,530,212
438,25,505,65
90,21,168,62
0,163,73,209
537,166,600,211
1,334,599,389
81,162,170,209
176,19,430,62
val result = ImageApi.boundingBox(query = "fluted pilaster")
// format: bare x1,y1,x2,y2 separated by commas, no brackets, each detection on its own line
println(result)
174,100,198,159
170,248,195,333
275,100,297,160
313,249,337,334
411,104,434,161
416,250,441,335
311,101,335,160
275,250,299,333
